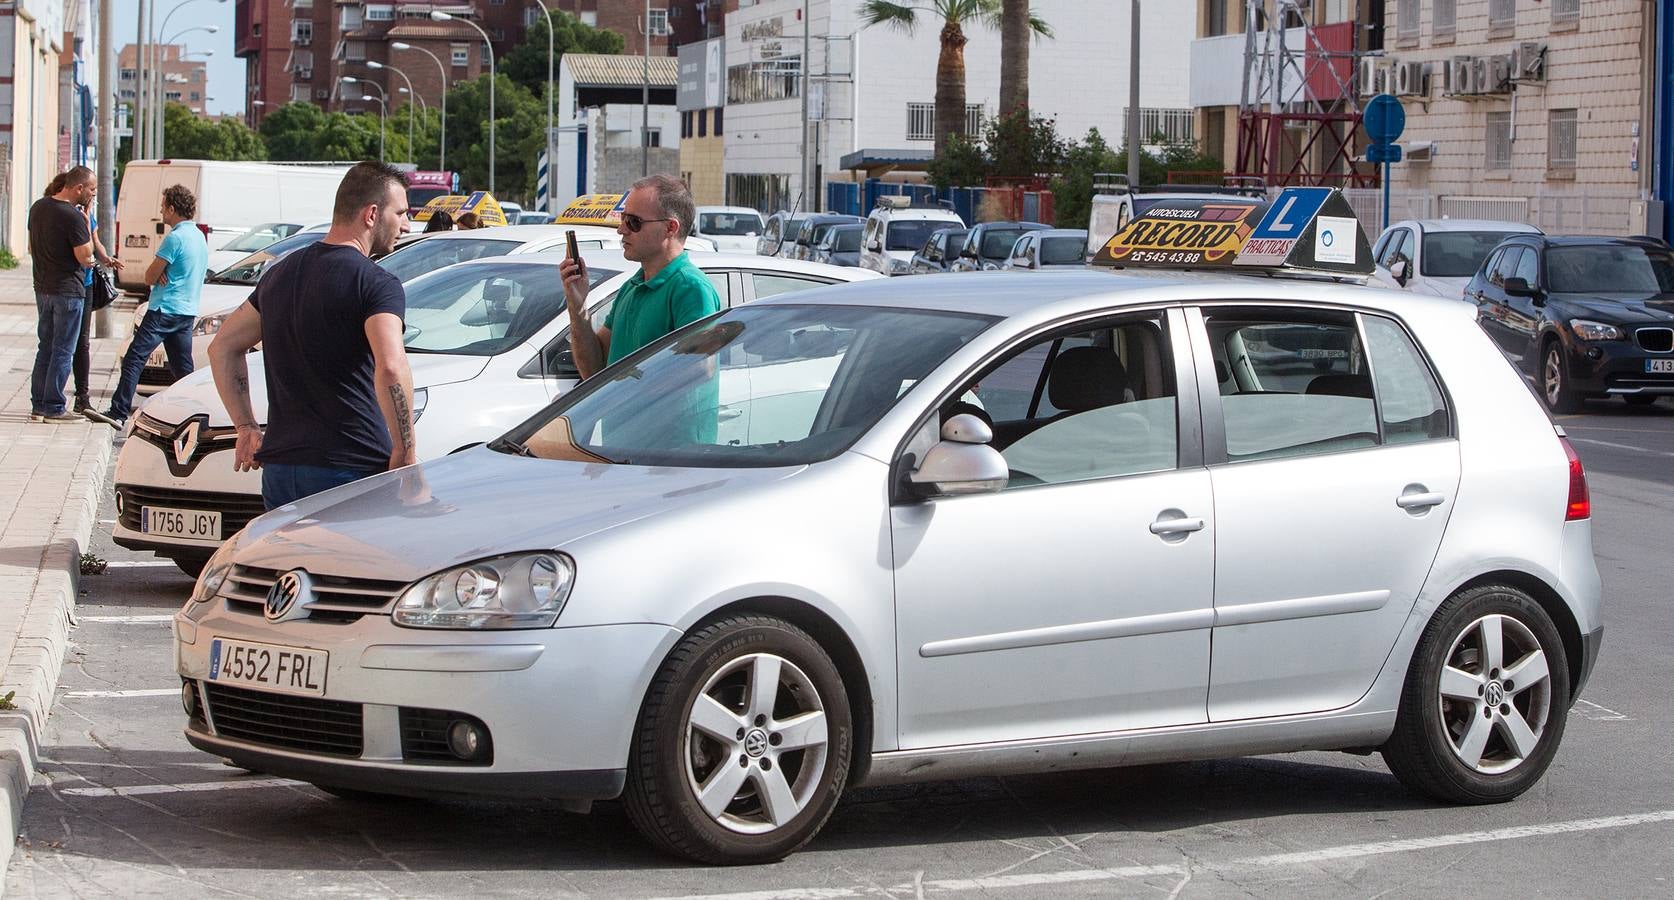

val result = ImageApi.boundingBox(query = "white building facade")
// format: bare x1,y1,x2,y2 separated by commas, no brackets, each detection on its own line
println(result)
721,0,1196,212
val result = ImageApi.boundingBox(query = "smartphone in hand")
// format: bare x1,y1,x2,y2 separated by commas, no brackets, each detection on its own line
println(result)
565,229,579,260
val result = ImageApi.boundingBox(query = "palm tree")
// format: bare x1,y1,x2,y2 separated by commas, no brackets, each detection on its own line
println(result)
859,0,1052,156
999,0,1034,117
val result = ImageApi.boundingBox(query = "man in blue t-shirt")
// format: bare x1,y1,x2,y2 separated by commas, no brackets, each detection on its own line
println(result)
94,184,209,427
208,161,415,510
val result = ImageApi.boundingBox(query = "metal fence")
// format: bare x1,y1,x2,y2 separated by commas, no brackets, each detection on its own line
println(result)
1338,187,1639,237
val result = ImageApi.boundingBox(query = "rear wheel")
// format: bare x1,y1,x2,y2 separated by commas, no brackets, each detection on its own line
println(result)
1542,343,1583,414
1383,584,1570,804
623,615,852,864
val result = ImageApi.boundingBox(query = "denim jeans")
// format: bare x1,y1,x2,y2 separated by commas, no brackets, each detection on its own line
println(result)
108,309,196,420
72,283,96,408
262,463,379,511
30,292,85,416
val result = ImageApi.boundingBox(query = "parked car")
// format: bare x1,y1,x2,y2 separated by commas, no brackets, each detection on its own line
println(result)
811,223,864,267
908,227,969,275
948,221,1049,272
173,267,1600,865
694,206,767,254
1470,234,1674,412
114,252,880,575
1373,219,1543,299
206,222,312,274
788,214,863,261
860,198,965,276
757,212,809,257
516,211,556,226
1003,228,1091,270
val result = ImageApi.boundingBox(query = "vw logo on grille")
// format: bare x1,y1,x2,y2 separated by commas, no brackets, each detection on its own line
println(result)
265,569,312,621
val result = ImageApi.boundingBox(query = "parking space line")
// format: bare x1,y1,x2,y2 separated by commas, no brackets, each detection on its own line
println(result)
78,614,175,623
1574,698,1632,721
63,689,178,698
1569,437,1674,458
664,809,1674,900
100,560,179,568
59,777,303,798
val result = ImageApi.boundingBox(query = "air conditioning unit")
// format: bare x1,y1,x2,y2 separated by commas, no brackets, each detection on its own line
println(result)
1359,58,1380,97
1448,56,1475,95
1396,61,1428,97
1471,57,1492,95
1514,41,1547,81
1489,55,1514,93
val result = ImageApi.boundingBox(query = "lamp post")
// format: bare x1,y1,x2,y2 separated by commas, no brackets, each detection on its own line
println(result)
148,0,226,158
431,11,495,193
369,60,417,164
534,0,558,213
155,34,215,157
249,98,265,128
343,76,388,162
392,41,447,173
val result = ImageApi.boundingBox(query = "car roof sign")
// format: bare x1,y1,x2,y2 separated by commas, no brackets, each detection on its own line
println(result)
1089,187,1373,280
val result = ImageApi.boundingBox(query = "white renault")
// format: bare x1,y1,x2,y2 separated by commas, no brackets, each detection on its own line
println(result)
116,251,877,574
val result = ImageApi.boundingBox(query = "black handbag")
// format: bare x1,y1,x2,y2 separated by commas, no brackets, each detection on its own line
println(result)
87,266,119,312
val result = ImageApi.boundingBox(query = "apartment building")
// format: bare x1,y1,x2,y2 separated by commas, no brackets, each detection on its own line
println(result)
120,44,210,117
1,0,68,254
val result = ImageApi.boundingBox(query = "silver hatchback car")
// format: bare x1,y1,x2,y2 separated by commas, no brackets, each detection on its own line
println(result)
176,270,1601,865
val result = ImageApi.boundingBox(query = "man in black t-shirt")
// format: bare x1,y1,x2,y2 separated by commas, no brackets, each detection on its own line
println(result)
27,166,96,423
209,161,415,510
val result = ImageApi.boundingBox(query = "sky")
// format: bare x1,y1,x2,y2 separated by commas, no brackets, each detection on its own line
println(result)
113,0,246,118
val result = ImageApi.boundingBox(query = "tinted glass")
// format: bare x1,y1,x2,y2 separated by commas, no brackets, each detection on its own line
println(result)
1364,315,1449,444
887,219,953,252
221,223,301,253
377,237,520,283
834,227,862,252
1489,248,1522,286
404,262,619,356
1206,312,1378,462
1378,228,1410,268
211,231,325,285
1040,236,1086,265
1421,231,1523,277
407,186,451,209
1547,244,1674,293
751,273,829,300
698,212,765,236
513,305,992,467
1512,248,1540,286
980,229,1029,259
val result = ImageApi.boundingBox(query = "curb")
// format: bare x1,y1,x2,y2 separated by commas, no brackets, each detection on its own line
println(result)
0,428,114,885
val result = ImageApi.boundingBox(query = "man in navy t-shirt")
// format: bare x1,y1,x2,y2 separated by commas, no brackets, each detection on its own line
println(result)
208,161,415,510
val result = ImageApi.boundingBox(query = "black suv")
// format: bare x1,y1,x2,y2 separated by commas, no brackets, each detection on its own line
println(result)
1469,235,1674,412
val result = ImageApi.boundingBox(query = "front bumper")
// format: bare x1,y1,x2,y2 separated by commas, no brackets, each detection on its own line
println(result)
1564,337,1674,396
176,602,680,800
113,414,263,557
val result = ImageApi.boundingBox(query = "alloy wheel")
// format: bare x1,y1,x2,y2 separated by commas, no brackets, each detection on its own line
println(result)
1544,348,1564,408
1437,614,1554,775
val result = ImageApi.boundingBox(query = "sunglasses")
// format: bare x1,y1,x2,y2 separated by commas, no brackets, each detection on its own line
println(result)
620,213,673,234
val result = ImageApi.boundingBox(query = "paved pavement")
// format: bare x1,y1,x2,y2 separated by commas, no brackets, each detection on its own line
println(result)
0,261,124,887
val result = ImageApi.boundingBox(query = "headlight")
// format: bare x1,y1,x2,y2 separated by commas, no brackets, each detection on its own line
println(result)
889,258,912,274
193,313,227,336
188,541,237,607
412,387,428,423
394,552,575,629
1569,319,1625,341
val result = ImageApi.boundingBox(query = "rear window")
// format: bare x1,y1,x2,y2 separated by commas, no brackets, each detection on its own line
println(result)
1040,236,1086,265
378,237,521,283
834,228,862,252
700,212,764,236
1421,231,1522,277
979,229,1028,259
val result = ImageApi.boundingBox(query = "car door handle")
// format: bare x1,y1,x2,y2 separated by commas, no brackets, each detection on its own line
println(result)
1396,490,1447,511
1149,516,1205,535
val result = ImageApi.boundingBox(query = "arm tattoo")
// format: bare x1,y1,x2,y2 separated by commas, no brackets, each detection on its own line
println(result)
234,373,249,396
390,385,414,452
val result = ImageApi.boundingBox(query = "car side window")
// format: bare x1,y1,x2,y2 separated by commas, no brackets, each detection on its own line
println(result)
707,272,732,306
1363,315,1450,444
1378,229,1409,268
751,273,827,300
1512,247,1540,287
1395,229,1417,266
941,314,1178,488
1012,236,1031,261
1492,247,1525,287
1204,309,1378,462
1478,248,1505,283
1372,231,1394,264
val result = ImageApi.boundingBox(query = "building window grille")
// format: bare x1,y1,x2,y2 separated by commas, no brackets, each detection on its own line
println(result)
367,5,394,22
292,20,312,44
340,5,362,30
1121,107,1194,145
726,58,802,104
1434,0,1456,37
1396,0,1419,41
726,173,790,213
345,41,366,62
1551,0,1579,25
1486,111,1513,171
1548,109,1577,169
452,43,469,66
906,102,984,141
648,9,669,36
1488,0,1516,34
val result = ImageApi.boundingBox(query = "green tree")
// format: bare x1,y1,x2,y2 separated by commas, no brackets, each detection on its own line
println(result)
162,103,266,161
443,73,545,204
502,9,624,95
859,0,1051,156
259,102,329,160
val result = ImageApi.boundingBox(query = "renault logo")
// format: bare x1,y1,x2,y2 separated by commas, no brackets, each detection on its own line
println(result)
172,420,201,467
265,569,311,621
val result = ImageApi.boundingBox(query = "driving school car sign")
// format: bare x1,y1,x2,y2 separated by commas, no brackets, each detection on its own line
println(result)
1091,199,1263,267
1091,187,1373,278
553,193,629,227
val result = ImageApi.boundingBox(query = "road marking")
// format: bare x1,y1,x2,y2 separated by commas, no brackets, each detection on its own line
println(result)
100,560,178,568
663,810,1674,900
59,777,302,798
63,689,178,698
78,614,175,623
1569,437,1674,458
1574,698,1632,721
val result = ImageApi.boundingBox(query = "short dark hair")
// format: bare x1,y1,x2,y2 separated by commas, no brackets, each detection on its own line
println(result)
332,160,407,223
631,173,696,239
62,166,95,187
162,183,197,219
422,210,455,233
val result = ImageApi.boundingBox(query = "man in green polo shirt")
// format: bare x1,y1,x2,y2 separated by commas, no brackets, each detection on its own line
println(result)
559,174,721,378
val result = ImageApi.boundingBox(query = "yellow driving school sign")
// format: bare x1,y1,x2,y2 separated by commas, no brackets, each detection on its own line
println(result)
553,193,628,227
1092,199,1263,267
414,192,509,226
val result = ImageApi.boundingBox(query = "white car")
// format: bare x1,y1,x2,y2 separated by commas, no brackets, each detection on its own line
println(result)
206,222,317,274
858,198,965,276
1372,219,1543,300
693,206,766,254
114,251,880,574
173,268,1601,864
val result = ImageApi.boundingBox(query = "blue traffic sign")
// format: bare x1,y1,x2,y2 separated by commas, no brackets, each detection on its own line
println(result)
1366,143,1404,164
1364,94,1406,144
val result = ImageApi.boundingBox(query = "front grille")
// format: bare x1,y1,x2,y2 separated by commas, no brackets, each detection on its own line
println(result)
130,414,238,474
116,484,268,536
204,681,363,757
222,565,407,623
1636,327,1674,353
400,707,493,765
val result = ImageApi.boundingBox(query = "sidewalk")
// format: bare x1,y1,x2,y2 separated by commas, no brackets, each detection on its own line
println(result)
0,261,121,877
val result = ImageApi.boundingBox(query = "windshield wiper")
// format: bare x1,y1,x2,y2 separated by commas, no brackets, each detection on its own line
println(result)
487,436,533,457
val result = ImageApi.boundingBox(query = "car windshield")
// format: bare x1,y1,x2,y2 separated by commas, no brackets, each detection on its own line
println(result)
403,261,620,356
1040,236,1086,265
887,219,953,252
979,229,1029,259
508,304,993,467
833,228,862,252
1547,244,1674,294
378,237,521,283
220,223,300,253
211,231,325,285
1421,231,1523,277
407,186,451,209
700,212,764,236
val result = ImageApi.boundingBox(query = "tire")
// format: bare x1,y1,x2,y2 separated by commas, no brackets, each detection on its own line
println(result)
1541,342,1584,414
623,615,853,865
1382,584,1571,804
172,557,207,579
1623,394,1660,408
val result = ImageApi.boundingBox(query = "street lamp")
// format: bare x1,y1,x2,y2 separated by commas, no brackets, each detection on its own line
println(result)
147,0,226,157
392,41,447,173
430,10,495,194
362,96,388,162
369,60,417,164
534,0,559,213
154,40,214,156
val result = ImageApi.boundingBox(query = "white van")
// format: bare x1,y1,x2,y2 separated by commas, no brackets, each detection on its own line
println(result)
858,197,965,276
114,160,351,292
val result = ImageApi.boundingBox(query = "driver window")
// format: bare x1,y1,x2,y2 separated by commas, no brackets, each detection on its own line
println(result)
938,314,1179,488
1489,248,1523,287
1512,247,1540,287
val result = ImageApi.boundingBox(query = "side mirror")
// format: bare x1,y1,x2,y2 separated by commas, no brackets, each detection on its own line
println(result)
908,414,1008,497
868,239,882,252
1504,276,1544,304
1389,258,1409,285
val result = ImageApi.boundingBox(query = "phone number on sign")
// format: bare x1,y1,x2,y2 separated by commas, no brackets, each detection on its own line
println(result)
1126,250,1207,264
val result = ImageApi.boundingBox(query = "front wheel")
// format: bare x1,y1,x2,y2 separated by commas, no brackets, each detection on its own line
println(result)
1542,343,1584,414
623,615,852,864
1382,585,1570,804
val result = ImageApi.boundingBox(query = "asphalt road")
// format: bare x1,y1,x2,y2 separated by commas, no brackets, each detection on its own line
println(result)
8,399,1674,899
